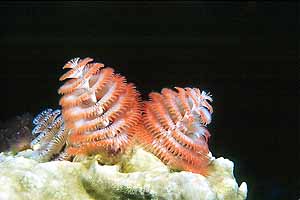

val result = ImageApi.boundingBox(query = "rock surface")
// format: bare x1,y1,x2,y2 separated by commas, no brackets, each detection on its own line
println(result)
0,147,247,200
0,113,33,153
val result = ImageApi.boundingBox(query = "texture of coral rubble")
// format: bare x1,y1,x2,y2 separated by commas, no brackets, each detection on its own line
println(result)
0,147,247,200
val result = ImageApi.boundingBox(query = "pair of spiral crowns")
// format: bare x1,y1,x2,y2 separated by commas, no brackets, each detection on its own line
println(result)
32,57,214,175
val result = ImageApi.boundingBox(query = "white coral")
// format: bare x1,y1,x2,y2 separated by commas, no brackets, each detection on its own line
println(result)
0,148,247,200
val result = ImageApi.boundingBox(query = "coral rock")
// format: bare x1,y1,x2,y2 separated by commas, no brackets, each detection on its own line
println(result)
0,113,33,153
0,147,247,200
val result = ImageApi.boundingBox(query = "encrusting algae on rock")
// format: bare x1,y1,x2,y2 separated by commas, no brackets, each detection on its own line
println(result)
1,147,247,200
0,57,248,199
0,113,34,154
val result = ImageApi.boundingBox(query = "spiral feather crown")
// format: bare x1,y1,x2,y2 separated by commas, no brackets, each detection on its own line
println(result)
58,57,142,162
30,108,68,162
138,87,213,175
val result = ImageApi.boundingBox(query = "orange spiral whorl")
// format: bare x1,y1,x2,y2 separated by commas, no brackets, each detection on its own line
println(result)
58,57,142,162
138,87,214,175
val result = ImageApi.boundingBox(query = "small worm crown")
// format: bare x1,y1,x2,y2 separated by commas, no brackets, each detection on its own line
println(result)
138,87,213,175
30,108,68,162
58,57,142,162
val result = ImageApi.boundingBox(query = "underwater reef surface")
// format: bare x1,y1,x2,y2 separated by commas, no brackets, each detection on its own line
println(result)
0,113,34,153
0,147,247,200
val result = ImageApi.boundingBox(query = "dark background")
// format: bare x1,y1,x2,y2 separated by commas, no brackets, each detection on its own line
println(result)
0,2,298,199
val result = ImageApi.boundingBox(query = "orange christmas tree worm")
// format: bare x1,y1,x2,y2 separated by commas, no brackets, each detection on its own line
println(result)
137,87,214,175
58,57,142,163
